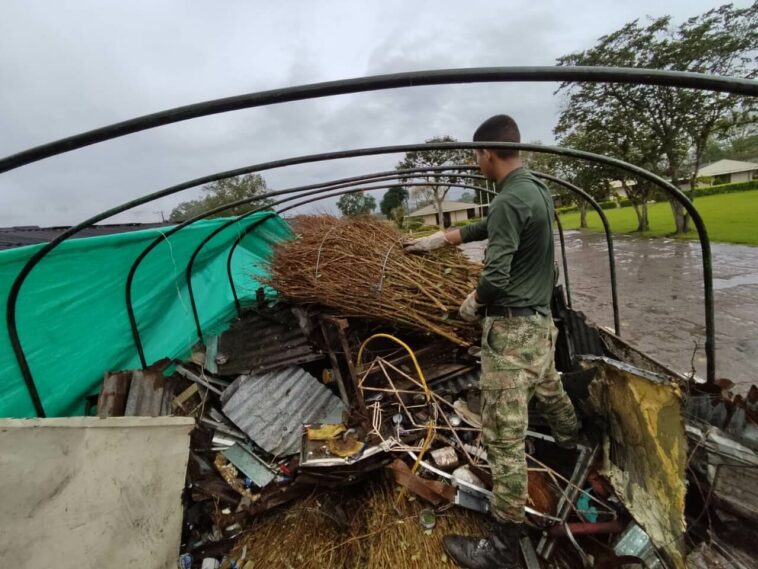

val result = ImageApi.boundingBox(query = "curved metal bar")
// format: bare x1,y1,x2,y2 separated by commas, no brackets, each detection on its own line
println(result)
553,213,572,309
127,171,485,367
226,169,494,313
2,66,755,175
124,212,278,367
8,140,715,416
533,172,619,334
125,166,483,366
185,181,487,347
226,168,607,325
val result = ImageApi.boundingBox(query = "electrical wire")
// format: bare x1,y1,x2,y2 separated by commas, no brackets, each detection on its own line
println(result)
357,333,433,474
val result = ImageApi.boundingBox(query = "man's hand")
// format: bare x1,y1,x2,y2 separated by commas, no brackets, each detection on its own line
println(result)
403,231,450,253
459,290,484,322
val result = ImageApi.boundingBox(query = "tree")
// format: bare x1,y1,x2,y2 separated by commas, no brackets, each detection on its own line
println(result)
379,187,409,219
169,174,272,221
524,138,614,229
389,206,406,228
336,191,376,217
702,128,758,164
396,136,471,229
555,5,757,234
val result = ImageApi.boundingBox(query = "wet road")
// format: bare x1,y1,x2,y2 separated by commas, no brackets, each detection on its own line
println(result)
461,233,758,389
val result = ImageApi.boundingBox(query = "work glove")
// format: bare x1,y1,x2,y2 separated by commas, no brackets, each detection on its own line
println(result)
403,231,450,253
459,290,484,322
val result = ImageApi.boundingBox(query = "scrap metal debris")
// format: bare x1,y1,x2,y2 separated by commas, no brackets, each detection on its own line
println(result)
88,230,757,567
221,366,345,456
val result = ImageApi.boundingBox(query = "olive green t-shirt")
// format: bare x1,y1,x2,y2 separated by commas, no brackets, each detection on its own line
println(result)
459,168,555,314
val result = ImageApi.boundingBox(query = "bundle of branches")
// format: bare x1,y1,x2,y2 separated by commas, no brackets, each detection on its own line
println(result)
268,215,480,345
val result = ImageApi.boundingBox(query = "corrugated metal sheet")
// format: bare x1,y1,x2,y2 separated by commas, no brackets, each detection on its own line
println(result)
430,368,480,397
97,371,131,418
222,367,345,457
216,306,323,375
123,362,172,417
685,385,758,451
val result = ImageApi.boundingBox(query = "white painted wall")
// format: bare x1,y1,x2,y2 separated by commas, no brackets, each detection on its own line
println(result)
730,171,752,183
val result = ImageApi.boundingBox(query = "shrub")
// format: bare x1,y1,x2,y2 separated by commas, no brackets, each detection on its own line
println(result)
556,205,578,214
405,218,424,230
691,179,758,198
598,200,618,210
418,225,439,232
452,217,481,227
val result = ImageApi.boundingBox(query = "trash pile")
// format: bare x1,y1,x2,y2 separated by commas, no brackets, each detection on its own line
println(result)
90,215,756,567
95,291,672,568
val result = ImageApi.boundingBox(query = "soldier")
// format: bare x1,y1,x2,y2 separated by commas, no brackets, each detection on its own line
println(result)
405,115,578,569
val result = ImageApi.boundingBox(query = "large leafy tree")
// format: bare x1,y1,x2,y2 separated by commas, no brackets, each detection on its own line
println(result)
555,4,757,234
336,191,376,217
701,127,758,164
523,139,614,229
379,186,409,218
396,136,471,229
561,126,657,231
169,174,273,221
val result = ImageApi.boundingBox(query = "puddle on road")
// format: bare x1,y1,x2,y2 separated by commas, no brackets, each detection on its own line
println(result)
460,233,758,390
713,273,758,290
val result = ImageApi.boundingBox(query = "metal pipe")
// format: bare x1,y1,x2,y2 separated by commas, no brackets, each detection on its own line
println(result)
553,213,572,308
225,168,606,319
535,172,620,335
126,165,483,366
547,520,625,536
3,66,754,175
537,444,599,560
225,169,493,314
184,181,487,347
131,166,607,367
6,140,713,416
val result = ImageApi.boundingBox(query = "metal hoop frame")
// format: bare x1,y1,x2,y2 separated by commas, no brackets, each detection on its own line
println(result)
4,66,749,415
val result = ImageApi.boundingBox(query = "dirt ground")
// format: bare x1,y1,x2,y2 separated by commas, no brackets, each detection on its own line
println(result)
460,232,758,391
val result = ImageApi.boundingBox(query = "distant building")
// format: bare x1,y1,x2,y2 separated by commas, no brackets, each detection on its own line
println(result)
609,179,635,198
407,200,486,228
697,159,758,185
607,158,758,198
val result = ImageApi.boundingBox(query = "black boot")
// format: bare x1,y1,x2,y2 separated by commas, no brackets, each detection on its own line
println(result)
443,521,522,569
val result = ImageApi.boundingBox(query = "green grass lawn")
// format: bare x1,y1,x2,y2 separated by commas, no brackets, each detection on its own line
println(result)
558,189,758,246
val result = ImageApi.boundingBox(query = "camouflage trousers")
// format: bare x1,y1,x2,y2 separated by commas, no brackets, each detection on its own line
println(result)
480,313,578,523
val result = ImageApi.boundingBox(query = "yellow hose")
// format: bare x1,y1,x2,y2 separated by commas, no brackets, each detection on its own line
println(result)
357,333,434,474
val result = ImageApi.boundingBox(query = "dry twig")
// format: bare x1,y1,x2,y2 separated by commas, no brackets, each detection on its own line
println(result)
268,216,480,345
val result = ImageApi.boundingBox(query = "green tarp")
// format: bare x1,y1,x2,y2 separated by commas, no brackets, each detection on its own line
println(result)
0,213,292,418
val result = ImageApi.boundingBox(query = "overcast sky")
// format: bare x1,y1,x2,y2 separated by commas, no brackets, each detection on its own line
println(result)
0,0,747,226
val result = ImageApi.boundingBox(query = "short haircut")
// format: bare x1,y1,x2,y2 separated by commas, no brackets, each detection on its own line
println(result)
473,115,520,159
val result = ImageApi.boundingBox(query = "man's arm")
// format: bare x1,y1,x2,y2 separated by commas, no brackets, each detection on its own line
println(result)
457,218,488,243
403,217,486,253
442,227,463,245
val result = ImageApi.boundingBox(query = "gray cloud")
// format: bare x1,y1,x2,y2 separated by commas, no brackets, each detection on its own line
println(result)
0,0,738,225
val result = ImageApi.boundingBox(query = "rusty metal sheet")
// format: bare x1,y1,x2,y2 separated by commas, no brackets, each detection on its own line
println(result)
221,367,345,457
97,370,131,417
387,459,455,506
216,306,323,375
124,360,172,417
